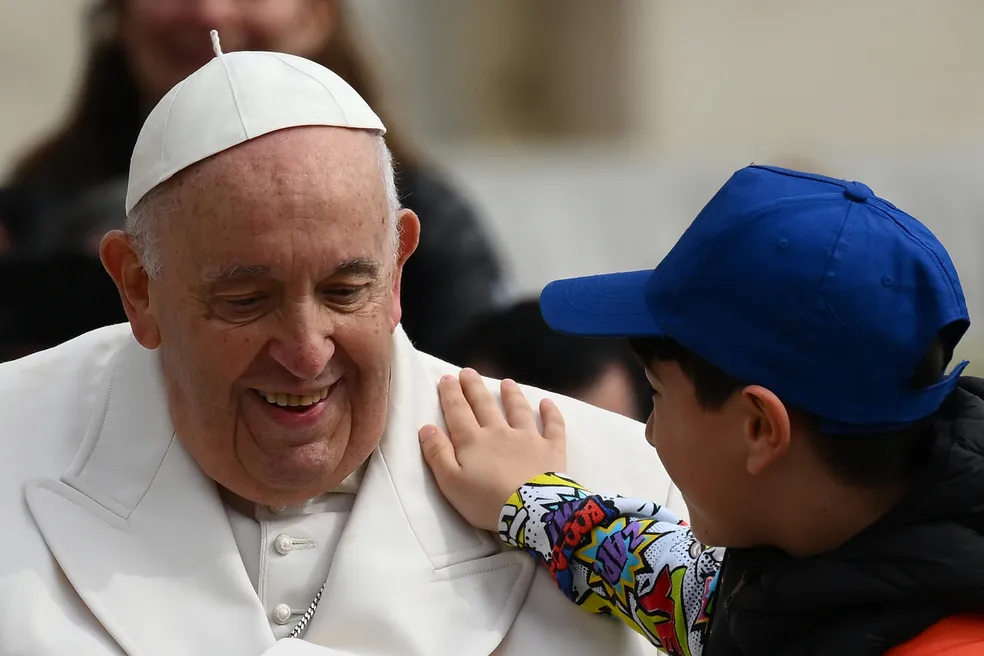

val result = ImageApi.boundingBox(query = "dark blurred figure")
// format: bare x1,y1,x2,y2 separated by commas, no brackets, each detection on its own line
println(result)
0,253,124,361
0,0,505,362
449,299,652,422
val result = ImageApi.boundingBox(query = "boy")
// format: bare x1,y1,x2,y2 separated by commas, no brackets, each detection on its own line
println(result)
418,166,984,655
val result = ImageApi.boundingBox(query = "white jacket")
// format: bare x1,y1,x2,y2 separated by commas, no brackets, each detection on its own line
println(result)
0,324,685,656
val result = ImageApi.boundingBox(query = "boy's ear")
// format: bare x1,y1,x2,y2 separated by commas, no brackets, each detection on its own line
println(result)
740,385,792,475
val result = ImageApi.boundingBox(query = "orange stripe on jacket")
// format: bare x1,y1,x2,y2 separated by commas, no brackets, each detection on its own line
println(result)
885,615,984,656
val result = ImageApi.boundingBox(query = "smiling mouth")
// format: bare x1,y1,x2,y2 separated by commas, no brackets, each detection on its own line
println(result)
253,386,331,411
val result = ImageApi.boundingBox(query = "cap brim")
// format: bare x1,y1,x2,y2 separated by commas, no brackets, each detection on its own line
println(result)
539,269,664,338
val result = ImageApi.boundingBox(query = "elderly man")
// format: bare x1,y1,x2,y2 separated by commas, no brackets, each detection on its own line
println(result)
0,35,683,655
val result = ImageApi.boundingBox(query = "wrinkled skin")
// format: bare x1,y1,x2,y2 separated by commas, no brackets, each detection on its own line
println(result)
102,126,420,506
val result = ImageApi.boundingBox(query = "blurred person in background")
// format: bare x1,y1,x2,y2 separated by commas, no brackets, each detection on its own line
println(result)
0,0,505,362
450,298,651,421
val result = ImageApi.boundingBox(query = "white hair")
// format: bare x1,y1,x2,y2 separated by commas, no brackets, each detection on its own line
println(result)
126,134,402,279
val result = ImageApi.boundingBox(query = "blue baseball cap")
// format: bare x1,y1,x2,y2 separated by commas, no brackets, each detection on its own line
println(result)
540,165,970,433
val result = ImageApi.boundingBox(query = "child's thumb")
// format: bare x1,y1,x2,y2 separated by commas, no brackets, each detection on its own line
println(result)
419,425,461,482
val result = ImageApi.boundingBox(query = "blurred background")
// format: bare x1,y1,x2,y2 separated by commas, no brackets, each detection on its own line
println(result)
1,0,982,414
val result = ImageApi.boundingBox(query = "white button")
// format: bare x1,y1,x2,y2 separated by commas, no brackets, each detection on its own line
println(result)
272,603,292,625
269,505,288,514
274,534,293,555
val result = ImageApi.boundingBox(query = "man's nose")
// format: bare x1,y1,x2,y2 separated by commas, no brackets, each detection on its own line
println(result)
269,309,336,381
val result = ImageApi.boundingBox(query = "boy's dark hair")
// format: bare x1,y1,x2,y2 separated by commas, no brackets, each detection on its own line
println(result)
629,325,963,488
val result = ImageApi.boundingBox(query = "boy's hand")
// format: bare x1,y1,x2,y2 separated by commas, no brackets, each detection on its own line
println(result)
418,368,567,532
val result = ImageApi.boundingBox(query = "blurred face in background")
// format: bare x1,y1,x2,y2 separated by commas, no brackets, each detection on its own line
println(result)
574,363,643,418
119,0,335,103
468,358,646,421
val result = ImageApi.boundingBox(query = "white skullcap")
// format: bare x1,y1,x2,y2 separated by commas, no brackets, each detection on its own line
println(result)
125,30,385,215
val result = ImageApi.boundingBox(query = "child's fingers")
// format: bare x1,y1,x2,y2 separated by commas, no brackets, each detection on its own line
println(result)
459,368,506,427
438,375,480,440
418,425,461,484
540,398,567,444
500,379,538,432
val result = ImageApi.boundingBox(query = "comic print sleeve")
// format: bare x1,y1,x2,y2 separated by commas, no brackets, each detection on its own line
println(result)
497,473,725,656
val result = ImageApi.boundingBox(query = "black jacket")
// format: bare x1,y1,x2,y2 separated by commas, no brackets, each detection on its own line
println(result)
706,377,984,655
0,165,506,362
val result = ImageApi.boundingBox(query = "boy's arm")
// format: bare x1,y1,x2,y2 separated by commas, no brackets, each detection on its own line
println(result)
500,473,723,656
417,371,723,654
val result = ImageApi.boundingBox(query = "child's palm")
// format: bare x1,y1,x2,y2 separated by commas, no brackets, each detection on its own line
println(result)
419,369,567,532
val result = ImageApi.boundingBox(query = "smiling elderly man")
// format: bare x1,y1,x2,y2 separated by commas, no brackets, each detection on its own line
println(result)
0,34,683,656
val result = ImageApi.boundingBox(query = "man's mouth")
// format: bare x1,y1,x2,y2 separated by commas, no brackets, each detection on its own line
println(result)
253,386,331,411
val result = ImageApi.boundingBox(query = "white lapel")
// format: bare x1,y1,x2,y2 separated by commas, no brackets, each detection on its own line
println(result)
24,339,275,656
302,329,536,655
25,330,536,656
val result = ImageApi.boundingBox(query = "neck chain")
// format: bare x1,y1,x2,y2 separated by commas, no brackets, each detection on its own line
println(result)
285,582,325,639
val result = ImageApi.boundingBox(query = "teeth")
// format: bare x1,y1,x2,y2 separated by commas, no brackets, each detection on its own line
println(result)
259,387,330,408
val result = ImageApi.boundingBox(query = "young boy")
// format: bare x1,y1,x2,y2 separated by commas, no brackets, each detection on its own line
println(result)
418,165,984,655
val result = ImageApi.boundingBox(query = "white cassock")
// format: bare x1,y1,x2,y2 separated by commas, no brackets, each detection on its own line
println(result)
0,324,686,655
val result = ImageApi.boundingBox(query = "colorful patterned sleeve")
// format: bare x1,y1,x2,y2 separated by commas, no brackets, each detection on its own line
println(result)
498,473,725,656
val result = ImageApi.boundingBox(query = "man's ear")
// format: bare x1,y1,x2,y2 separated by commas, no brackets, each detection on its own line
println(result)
388,209,420,332
99,230,161,349
740,385,792,476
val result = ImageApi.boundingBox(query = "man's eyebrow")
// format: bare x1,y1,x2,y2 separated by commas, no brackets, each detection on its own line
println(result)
202,259,380,283
203,264,271,282
334,258,381,277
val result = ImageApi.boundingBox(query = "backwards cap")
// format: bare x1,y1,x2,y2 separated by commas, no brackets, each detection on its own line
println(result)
540,165,970,433
125,30,385,215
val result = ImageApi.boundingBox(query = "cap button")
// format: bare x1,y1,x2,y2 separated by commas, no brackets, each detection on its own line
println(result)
843,181,872,203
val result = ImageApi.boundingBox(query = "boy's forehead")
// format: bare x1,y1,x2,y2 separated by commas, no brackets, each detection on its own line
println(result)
644,359,675,381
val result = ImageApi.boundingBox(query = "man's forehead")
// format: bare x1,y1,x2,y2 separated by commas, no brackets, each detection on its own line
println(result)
190,126,379,181
187,225,390,278
159,128,386,228
149,127,391,274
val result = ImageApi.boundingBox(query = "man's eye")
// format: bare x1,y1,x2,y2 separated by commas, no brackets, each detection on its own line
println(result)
207,294,272,324
323,285,369,304
226,297,263,308
216,296,270,318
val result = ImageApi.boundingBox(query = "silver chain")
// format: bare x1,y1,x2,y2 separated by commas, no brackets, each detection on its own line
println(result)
285,582,325,639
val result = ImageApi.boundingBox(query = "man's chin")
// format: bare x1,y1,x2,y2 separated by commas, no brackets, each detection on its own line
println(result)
231,431,343,500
